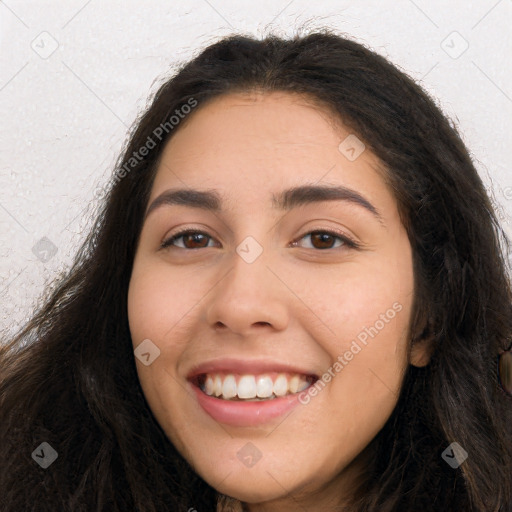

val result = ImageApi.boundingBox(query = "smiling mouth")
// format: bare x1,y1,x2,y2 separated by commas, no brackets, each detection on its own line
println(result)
191,372,318,401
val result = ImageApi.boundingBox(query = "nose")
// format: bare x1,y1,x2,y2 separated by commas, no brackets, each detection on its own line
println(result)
205,251,289,336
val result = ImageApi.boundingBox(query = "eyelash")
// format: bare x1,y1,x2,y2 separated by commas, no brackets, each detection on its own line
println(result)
160,228,360,251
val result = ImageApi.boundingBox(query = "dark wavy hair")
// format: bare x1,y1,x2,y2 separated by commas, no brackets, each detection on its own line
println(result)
1,30,511,512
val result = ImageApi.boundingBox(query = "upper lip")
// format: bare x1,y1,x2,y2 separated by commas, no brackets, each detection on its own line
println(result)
186,358,320,380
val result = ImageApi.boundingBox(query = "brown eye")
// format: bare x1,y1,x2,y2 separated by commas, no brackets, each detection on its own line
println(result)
293,230,357,251
161,231,216,249
310,232,338,249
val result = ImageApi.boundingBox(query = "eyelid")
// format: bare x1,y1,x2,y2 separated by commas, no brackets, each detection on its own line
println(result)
160,226,360,250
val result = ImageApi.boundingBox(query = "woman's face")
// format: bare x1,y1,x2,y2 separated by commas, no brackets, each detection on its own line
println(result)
128,92,428,510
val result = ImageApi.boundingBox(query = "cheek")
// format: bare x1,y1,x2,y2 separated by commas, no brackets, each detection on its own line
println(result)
127,266,194,448
302,253,413,408
127,262,207,408
127,262,199,346
326,297,411,428
298,262,412,352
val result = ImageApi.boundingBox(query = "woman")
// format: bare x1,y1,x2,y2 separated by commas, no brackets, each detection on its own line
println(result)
1,30,511,512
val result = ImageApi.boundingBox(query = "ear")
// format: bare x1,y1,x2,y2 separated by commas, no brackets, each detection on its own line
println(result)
410,337,435,367
410,323,436,368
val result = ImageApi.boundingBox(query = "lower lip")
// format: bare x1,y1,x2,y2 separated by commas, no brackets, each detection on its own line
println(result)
189,382,304,427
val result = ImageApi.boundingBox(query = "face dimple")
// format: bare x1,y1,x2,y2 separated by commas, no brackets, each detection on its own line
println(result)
127,91,422,509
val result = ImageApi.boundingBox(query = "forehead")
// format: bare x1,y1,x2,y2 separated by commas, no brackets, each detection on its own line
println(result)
164,91,345,154
149,91,394,216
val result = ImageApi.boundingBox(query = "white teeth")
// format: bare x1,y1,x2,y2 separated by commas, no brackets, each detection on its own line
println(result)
273,374,288,397
289,374,300,394
238,375,257,399
213,375,223,397
201,372,313,400
205,376,214,395
256,375,273,398
222,375,237,399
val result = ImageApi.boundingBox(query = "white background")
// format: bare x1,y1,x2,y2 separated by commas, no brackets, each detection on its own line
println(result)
1,0,511,336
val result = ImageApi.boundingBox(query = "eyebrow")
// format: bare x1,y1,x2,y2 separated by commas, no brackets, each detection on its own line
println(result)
144,184,384,224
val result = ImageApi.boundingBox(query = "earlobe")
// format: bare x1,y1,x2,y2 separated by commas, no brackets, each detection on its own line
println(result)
410,337,434,368
409,319,436,368
407,307,436,368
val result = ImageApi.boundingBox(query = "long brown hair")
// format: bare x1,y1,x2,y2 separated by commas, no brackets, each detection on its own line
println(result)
1,30,511,511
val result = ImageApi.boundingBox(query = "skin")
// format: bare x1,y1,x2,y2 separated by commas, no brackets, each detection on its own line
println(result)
127,91,431,511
